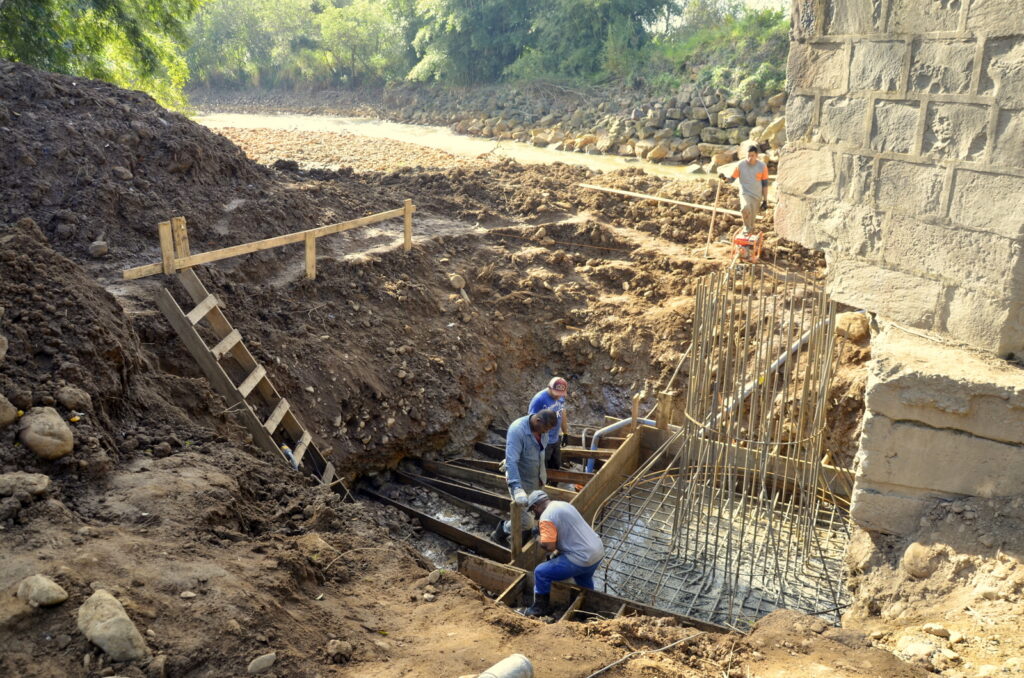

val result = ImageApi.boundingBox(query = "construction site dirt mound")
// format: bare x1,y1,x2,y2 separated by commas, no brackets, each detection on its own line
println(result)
0,59,898,677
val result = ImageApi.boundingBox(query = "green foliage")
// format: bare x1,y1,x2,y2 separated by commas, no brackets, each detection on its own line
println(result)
409,0,532,84
646,7,790,97
0,0,201,109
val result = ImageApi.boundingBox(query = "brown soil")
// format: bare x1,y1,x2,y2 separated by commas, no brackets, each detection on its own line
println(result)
0,60,909,678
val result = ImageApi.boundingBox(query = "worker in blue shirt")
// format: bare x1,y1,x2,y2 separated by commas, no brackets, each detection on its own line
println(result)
491,409,558,546
529,377,569,470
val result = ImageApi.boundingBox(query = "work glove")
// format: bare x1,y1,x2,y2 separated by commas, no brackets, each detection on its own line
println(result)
561,433,569,446
761,200,768,210
513,487,528,507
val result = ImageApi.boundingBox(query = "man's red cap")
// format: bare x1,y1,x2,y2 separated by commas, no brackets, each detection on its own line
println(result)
548,377,568,396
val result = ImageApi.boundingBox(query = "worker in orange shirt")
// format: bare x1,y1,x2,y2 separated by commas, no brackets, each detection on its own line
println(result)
724,143,769,234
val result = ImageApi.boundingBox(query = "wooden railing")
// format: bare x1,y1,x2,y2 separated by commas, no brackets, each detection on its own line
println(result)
123,199,416,281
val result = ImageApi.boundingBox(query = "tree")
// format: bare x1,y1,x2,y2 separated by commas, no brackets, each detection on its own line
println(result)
0,0,202,108
319,0,405,84
409,0,533,84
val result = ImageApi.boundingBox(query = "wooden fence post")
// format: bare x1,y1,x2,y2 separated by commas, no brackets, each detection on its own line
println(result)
403,198,413,252
171,216,190,264
631,393,641,431
304,234,316,280
510,502,523,566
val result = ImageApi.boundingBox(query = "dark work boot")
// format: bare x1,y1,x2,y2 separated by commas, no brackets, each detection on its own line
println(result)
522,593,550,617
491,521,508,546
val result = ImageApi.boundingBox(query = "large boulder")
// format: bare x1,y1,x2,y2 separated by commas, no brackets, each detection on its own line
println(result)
680,144,701,162
718,107,747,128
647,143,670,162
0,333,7,364
0,394,16,429
77,590,149,661
56,385,92,411
700,127,730,144
17,574,68,607
18,407,74,460
676,119,705,137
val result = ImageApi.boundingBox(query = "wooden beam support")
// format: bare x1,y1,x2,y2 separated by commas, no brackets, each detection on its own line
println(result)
124,206,415,280
158,220,175,275
237,365,266,398
423,461,575,502
304,233,316,280
403,198,413,252
171,216,190,261
510,502,524,566
293,431,312,466
559,592,585,622
210,329,242,360
394,470,502,522
361,488,510,562
264,398,290,435
186,294,220,325
399,472,509,511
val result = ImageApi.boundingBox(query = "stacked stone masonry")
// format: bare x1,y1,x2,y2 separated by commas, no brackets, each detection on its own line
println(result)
850,326,1024,535
779,0,1024,357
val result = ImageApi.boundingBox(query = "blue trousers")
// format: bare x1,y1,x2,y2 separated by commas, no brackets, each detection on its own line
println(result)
534,554,601,594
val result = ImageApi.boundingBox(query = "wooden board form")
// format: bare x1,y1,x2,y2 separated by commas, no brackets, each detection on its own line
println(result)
398,472,509,511
422,460,575,502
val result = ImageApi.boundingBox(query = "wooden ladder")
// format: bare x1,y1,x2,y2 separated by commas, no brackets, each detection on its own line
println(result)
153,218,335,485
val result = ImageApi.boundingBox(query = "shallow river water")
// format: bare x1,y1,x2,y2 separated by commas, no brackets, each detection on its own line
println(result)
194,112,703,180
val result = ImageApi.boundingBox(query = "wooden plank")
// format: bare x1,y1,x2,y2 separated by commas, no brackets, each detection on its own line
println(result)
320,461,335,486
171,216,190,260
510,502,524,566
547,468,593,485
124,207,410,280
158,221,175,275
186,294,220,325
571,429,643,523
394,471,502,522
293,431,312,466
264,398,290,434
361,489,510,562
578,183,762,220
560,447,613,462
631,393,641,432
237,365,266,398
457,552,523,593
403,198,413,252
305,233,316,280
400,473,509,511
559,592,585,622
657,391,674,430
497,574,527,607
424,461,575,502
473,441,505,460
210,329,242,359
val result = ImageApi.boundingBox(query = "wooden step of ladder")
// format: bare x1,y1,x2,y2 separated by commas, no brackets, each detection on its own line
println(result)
155,261,335,488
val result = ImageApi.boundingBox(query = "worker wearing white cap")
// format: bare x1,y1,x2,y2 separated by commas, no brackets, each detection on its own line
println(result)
529,377,569,470
521,490,605,617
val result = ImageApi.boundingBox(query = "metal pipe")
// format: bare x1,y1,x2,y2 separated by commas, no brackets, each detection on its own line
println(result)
479,654,534,678
585,417,656,471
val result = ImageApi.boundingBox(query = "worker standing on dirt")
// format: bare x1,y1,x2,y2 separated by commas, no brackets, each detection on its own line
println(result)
492,409,559,545
522,490,605,617
529,377,570,471
723,143,769,234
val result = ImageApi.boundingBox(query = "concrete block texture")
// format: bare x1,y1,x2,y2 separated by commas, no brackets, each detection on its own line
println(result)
910,40,976,94
876,160,945,216
819,96,868,145
850,484,931,535
980,38,1024,106
788,42,848,92
858,412,1024,497
967,0,1024,37
865,325,1024,445
992,109,1024,168
887,0,964,34
781,0,1024,354
871,100,920,153
825,0,885,36
922,102,989,161
851,41,906,92
948,169,1024,239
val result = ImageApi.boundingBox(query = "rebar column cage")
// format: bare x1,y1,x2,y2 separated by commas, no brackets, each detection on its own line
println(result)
594,266,850,631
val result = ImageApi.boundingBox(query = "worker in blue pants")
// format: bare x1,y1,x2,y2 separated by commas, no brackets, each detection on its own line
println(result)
521,490,605,617
529,377,569,471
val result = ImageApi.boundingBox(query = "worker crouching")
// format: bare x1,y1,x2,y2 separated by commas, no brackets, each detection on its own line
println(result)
522,490,605,618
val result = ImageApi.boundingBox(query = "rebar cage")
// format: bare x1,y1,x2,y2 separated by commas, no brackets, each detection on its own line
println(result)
595,267,850,631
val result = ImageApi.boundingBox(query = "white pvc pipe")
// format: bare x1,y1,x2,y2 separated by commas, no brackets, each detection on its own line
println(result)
478,654,534,678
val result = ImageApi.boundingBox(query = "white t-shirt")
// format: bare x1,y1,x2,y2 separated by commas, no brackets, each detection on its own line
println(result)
538,501,605,567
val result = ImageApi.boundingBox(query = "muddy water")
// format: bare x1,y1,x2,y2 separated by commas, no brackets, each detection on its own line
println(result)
194,112,704,180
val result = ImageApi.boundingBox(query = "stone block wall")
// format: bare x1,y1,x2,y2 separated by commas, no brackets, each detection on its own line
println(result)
778,0,1024,357
850,326,1024,534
